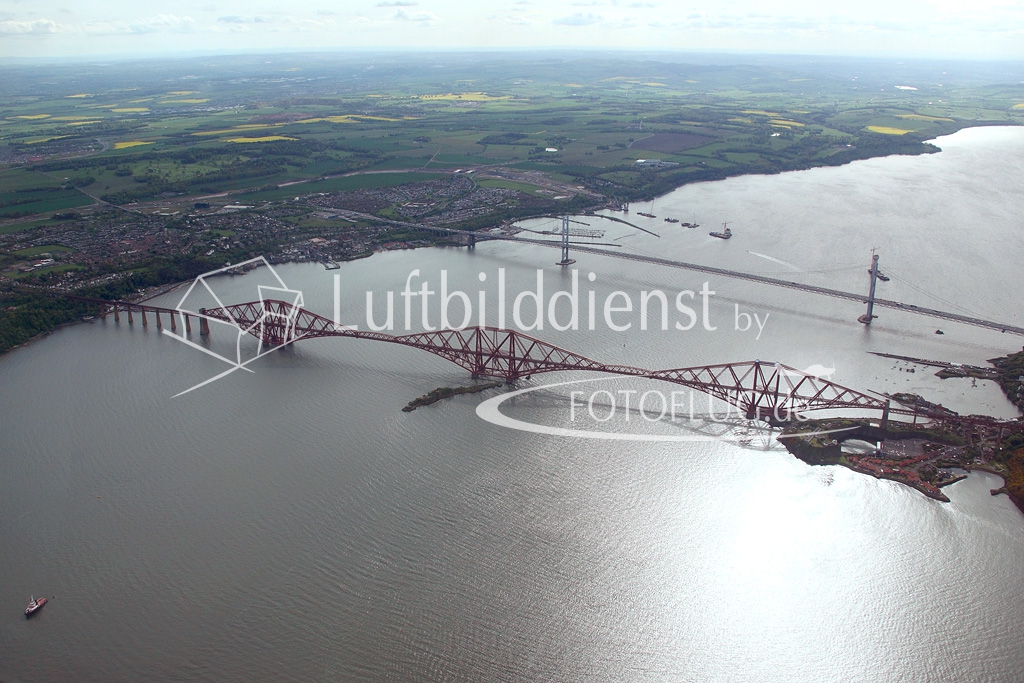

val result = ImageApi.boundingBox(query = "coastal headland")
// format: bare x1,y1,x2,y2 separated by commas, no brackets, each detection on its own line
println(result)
780,415,1024,513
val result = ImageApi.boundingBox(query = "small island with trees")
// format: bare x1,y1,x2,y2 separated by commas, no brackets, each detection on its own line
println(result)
403,382,503,412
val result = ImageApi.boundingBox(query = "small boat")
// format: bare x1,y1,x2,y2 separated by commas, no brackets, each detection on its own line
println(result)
709,223,732,239
664,217,679,223
877,272,890,282
25,595,48,617
681,222,699,228
637,212,656,218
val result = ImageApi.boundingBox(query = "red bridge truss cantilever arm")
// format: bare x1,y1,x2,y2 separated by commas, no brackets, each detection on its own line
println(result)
198,299,889,420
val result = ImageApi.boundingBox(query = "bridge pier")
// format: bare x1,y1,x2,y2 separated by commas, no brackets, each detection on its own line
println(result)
140,309,147,327
199,309,210,336
881,400,890,432
127,307,134,324
155,311,162,329
185,314,191,333
113,305,120,323
170,311,176,331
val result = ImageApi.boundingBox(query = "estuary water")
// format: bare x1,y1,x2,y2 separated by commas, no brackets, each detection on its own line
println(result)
2,126,1024,682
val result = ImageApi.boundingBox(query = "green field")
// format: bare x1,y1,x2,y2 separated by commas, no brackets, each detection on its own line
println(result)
1,53,1019,213
475,178,547,194
1,53,1022,356
0,218,52,234
13,245,71,257
240,172,445,202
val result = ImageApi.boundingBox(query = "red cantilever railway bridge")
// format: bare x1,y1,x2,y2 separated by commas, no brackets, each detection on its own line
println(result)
75,295,992,423
70,295,1024,430
196,298,896,424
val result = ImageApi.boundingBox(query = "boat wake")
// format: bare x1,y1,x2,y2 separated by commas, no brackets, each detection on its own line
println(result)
748,251,802,271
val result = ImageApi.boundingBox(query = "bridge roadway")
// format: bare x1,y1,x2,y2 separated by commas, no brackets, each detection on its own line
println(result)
327,209,1024,337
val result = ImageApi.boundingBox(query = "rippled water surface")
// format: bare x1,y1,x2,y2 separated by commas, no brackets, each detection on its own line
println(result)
2,127,1024,682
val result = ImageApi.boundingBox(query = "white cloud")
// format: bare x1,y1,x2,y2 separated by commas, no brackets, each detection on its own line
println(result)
0,14,197,36
85,14,197,34
0,0,1019,59
0,18,57,34
392,9,437,23
491,12,535,25
553,12,602,26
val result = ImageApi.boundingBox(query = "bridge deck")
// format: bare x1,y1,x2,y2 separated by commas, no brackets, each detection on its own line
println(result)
323,209,1024,337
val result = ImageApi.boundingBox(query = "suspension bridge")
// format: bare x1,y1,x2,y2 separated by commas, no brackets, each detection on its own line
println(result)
319,209,1024,337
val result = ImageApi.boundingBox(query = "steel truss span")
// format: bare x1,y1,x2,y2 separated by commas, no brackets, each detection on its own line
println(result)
72,295,1024,429
202,298,890,423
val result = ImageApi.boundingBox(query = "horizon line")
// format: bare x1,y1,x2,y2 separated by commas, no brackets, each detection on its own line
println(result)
3,47,1024,68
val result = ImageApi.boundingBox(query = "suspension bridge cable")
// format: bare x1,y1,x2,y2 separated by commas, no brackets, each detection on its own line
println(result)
883,269,988,319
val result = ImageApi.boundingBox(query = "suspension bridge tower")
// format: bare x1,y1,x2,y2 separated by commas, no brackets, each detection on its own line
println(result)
557,216,576,266
858,250,881,325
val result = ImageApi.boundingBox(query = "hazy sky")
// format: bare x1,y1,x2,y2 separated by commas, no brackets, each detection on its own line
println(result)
0,0,1021,61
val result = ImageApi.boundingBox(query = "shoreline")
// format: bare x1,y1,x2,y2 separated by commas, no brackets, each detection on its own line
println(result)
5,126,1024,360
963,463,1024,517
3,279,196,356
839,460,961,503
780,419,1024,514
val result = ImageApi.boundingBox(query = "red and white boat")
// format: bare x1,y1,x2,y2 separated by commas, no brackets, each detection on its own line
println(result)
25,595,48,617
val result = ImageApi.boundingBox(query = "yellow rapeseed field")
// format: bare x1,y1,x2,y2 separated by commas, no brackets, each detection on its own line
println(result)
225,136,297,143
192,124,283,136
296,115,405,124
896,114,953,121
25,135,68,144
419,92,510,101
867,126,911,135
